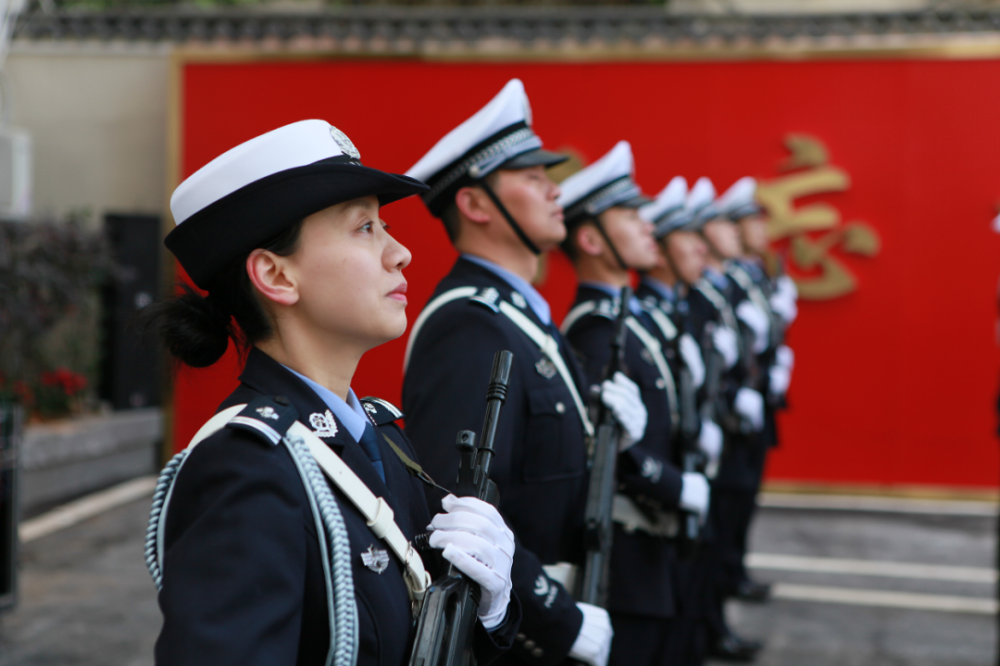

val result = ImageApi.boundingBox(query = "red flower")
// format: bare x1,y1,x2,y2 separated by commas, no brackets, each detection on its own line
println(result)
41,368,87,396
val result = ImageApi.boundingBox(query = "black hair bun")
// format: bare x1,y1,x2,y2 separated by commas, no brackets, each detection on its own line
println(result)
144,284,231,368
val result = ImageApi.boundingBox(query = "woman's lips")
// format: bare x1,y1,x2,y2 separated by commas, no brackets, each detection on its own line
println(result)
388,282,408,303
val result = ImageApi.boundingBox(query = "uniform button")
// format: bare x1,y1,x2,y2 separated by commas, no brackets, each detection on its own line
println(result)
516,634,526,642
524,640,536,649
555,402,566,414
532,648,544,658
655,378,665,389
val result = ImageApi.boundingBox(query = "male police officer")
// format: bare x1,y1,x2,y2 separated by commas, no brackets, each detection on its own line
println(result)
403,80,648,666
692,178,772,660
638,178,736,665
714,178,796,601
557,143,710,666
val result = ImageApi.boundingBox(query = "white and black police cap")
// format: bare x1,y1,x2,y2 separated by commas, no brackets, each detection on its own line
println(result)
716,176,761,221
640,176,689,239
405,79,566,216
166,119,427,291
557,141,653,228
682,177,719,231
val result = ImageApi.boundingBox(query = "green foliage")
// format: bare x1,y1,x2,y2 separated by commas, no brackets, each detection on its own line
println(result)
0,216,113,419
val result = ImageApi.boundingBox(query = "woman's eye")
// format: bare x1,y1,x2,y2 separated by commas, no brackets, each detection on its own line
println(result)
381,221,392,233
360,221,373,233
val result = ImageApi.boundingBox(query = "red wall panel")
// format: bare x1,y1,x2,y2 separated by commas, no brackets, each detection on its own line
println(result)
172,57,1000,491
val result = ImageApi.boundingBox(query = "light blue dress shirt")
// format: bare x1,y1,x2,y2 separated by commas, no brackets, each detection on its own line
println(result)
579,280,644,316
640,277,676,303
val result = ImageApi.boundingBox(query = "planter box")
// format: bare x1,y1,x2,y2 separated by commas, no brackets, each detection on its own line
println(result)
21,408,162,515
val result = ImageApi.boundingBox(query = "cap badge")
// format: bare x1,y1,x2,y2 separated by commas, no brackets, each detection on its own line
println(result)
329,126,361,161
309,410,339,438
361,544,390,574
535,358,557,380
510,292,527,309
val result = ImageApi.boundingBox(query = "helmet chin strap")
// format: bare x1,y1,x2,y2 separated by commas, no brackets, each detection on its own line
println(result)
476,178,542,256
591,216,629,272
658,236,690,288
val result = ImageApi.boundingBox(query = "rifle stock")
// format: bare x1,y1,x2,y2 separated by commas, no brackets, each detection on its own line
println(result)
408,350,514,666
578,286,632,608
699,322,725,479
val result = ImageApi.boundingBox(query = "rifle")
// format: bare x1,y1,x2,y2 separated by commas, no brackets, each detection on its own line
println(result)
675,305,703,560
408,350,514,666
578,285,632,608
699,321,725,479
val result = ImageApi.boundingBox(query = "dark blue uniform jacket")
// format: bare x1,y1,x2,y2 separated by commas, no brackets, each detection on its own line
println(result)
403,257,588,666
563,285,683,619
155,348,519,666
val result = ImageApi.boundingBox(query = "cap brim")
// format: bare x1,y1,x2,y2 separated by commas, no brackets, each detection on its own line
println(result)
167,161,428,290
500,148,568,171
618,194,655,209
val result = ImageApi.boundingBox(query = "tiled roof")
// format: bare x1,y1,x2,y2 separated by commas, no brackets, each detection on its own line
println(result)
14,6,1000,52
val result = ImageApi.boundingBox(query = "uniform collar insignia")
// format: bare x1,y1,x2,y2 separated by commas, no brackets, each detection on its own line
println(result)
309,410,339,438
510,291,527,309
361,544,390,574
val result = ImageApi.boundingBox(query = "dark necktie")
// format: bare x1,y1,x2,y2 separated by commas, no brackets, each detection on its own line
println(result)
358,423,385,482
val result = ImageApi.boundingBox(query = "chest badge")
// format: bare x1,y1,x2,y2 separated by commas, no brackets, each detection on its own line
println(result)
641,457,663,484
510,291,527,309
361,544,390,574
535,357,557,379
309,410,339,438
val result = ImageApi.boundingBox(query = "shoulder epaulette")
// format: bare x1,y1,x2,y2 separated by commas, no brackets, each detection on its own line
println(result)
469,286,501,313
593,298,618,320
226,395,299,446
360,397,405,426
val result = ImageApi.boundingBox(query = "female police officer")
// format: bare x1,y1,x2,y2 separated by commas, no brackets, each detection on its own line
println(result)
144,120,519,666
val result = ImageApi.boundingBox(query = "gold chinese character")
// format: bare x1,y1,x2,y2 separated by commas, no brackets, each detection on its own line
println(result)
758,134,880,300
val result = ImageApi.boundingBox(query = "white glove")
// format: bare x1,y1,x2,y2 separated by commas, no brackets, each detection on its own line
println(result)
711,326,740,370
769,345,794,396
680,472,710,523
734,388,765,432
776,345,794,370
569,602,613,666
428,495,515,630
697,419,723,463
777,274,798,302
601,371,647,451
736,301,770,354
678,333,705,389
769,365,790,396
771,276,799,325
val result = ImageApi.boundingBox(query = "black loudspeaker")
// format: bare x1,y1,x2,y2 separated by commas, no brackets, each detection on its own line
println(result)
100,214,162,410
0,403,21,613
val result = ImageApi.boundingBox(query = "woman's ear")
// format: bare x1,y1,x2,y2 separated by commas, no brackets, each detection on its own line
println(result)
454,186,494,225
246,250,299,306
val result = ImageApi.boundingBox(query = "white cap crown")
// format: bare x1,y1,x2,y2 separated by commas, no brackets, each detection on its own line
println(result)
171,119,360,226
406,79,535,184
716,176,760,220
640,176,688,224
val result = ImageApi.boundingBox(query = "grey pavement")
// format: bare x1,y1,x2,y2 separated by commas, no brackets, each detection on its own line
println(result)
722,509,997,666
0,494,995,666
